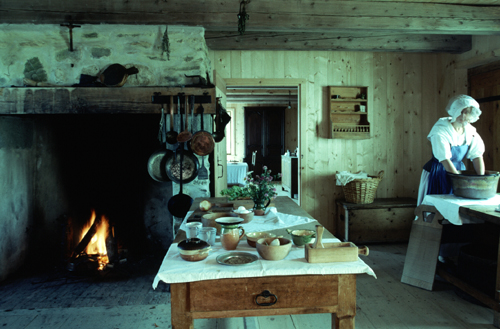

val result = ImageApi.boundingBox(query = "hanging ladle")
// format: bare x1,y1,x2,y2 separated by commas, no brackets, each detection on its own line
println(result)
177,94,193,143
165,96,178,144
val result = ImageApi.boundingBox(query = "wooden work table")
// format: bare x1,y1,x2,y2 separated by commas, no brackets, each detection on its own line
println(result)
403,200,500,328
162,196,371,329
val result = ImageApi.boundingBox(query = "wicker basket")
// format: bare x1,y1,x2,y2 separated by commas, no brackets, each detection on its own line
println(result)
342,171,384,204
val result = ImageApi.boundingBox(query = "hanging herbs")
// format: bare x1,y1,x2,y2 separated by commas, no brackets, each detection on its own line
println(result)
162,26,170,60
237,0,250,35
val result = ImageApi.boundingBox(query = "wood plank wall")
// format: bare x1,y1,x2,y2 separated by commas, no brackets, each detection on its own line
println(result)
208,50,466,234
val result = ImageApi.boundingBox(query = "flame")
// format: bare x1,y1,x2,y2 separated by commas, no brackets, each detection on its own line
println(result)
80,210,110,270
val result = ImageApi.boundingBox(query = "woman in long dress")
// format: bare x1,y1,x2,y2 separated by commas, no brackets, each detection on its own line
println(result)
416,94,485,206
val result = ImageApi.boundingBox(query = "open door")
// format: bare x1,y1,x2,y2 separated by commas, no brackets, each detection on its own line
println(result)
210,70,228,197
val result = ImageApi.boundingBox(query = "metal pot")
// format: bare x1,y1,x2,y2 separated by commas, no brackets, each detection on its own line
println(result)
448,170,500,199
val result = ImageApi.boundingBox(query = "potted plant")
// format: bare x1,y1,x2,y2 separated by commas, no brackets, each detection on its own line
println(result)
221,166,281,215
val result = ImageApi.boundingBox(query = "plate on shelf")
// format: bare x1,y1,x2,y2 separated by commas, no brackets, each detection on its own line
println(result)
216,252,258,266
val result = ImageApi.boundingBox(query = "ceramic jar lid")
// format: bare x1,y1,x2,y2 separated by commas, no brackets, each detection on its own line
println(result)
178,238,210,251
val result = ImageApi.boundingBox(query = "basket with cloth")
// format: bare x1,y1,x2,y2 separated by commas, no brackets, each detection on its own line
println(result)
336,170,384,204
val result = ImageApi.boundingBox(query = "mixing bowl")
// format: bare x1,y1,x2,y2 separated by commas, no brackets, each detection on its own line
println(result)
448,170,500,199
256,237,292,261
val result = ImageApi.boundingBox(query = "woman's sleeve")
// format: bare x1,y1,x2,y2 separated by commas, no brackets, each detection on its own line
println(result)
430,134,452,162
467,133,485,160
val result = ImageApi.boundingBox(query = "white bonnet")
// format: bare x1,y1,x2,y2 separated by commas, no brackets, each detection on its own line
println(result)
445,94,481,123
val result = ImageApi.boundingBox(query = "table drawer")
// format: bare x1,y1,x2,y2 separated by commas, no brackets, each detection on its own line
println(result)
189,275,339,312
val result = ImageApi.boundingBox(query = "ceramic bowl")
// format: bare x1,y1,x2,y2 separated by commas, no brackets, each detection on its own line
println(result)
237,211,254,223
256,237,292,261
201,212,238,234
246,231,277,248
286,229,316,247
177,238,211,262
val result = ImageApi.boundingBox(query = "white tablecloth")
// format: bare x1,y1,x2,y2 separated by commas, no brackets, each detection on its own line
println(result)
179,208,318,234
152,237,376,288
421,194,500,225
227,162,248,185
154,208,377,288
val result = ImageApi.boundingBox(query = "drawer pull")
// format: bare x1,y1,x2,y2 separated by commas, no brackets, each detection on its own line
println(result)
255,290,278,306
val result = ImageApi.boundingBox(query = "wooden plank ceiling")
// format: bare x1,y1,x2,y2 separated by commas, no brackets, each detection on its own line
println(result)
2,0,500,53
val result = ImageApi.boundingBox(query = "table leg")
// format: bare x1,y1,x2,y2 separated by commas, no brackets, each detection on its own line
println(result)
332,274,356,329
171,283,194,329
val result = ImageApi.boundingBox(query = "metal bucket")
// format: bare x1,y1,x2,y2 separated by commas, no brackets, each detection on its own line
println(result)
448,170,500,199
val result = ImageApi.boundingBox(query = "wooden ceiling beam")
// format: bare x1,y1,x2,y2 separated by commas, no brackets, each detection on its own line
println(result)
2,0,500,35
205,32,472,53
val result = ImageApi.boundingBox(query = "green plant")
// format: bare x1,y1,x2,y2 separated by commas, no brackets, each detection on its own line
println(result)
220,185,250,201
220,166,282,205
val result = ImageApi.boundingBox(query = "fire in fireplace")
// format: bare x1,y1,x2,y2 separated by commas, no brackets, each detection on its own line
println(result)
66,209,123,274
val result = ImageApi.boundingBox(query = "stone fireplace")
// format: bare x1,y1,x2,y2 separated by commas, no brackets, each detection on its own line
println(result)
0,24,215,281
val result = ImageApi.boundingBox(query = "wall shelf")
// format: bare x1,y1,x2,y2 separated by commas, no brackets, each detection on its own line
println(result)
329,86,370,139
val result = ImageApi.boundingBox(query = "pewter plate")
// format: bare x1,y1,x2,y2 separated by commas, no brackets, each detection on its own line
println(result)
216,252,258,266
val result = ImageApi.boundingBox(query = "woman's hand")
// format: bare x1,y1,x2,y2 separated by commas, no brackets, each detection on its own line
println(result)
440,159,460,174
472,157,485,175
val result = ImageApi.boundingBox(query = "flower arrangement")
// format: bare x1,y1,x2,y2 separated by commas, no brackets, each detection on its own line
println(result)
221,166,281,214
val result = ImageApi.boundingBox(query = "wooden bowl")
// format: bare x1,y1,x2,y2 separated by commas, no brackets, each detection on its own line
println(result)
256,237,292,261
246,231,277,248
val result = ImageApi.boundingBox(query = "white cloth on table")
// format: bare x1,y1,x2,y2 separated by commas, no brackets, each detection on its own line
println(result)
152,237,376,288
179,208,317,235
420,194,500,225
227,162,248,185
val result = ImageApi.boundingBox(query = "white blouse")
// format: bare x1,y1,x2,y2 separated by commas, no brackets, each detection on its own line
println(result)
427,117,485,162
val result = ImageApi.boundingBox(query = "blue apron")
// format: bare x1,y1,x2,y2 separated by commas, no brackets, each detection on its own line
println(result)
423,144,469,195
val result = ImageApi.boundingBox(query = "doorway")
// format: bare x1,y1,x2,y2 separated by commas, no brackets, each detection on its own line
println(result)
244,107,285,176
224,79,304,205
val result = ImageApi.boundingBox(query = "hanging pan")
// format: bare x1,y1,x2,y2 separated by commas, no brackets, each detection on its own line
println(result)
166,95,199,184
147,105,174,182
190,102,215,156
167,149,193,218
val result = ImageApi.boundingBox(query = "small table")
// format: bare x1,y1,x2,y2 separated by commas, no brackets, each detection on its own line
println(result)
154,196,375,329
227,162,248,185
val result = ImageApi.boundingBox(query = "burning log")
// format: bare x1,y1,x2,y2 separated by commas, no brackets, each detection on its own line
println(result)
71,213,102,258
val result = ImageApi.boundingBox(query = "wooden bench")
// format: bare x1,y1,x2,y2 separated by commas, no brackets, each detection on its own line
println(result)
336,198,417,243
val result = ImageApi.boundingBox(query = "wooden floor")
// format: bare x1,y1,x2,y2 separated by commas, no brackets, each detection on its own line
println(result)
0,243,496,329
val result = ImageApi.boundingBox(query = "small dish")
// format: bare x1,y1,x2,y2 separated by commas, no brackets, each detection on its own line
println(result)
216,252,258,266
215,217,244,226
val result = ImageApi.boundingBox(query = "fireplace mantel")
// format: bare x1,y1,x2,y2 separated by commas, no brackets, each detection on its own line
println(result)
0,87,217,114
